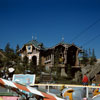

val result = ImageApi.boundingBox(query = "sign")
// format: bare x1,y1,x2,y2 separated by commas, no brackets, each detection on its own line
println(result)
12,74,35,86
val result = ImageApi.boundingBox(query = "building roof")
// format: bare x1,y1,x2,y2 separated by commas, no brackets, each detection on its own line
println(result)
20,40,81,52
24,40,47,50
48,41,81,50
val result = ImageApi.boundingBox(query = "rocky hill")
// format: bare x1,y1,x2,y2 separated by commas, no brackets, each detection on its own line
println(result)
81,60,100,82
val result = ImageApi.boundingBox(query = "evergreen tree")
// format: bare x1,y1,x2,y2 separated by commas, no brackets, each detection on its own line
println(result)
92,49,96,61
89,48,91,58
5,43,10,54
81,49,89,65
15,44,21,63
5,43,16,61
0,55,3,67
16,44,20,56
90,48,97,65
4,43,12,68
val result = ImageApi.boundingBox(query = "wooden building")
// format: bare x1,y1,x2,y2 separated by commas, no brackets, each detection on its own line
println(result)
19,39,81,76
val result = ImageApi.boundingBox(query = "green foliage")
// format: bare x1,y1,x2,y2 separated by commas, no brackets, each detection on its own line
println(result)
89,48,91,57
29,60,45,75
80,48,97,66
23,56,28,65
16,44,20,56
3,57,12,67
15,63,24,74
0,55,3,67
29,60,36,74
90,49,97,65
82,49,89,65
0,43,22,76
4,43,16,61
51,66,61,80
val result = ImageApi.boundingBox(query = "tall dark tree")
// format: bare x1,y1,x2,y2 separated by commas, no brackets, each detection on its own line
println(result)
5,43,16,60
89,48,91,58
4,43,12,68
92,49,96,60
14,44,21,63
81,49,89,65
5,43,10,53
0,55,3,67
16,44,20,56
90,48,97,65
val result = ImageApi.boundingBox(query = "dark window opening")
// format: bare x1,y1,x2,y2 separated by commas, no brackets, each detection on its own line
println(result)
67,46,77,66
32,56,37,66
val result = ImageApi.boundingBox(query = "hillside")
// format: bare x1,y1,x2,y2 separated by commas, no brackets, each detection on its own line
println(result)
81,60,100,82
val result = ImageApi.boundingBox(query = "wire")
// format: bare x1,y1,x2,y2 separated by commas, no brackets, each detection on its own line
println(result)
70,18,100,43
82,33,100,46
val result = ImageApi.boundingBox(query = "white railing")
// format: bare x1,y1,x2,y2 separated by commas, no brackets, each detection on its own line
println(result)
30,83,100,98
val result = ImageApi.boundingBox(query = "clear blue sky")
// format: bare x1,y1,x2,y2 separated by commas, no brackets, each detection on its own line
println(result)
0,0,100,58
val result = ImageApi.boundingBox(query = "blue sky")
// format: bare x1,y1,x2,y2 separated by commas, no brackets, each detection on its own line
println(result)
0,0,100,58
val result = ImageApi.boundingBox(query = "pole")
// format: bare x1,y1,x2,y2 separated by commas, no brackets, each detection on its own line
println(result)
86,87,88,98
47,83,50,93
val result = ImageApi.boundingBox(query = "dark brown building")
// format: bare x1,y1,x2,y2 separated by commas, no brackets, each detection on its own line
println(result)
19,39,81,76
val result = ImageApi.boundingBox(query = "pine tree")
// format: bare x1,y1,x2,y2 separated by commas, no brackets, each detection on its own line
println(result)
15,44,21,63
16,44,20,56
81,49,89,65
5,43,10,53
89,48,91,58
92,49,97,61
90,48,97,65
5,43,16,61
0,54,3,67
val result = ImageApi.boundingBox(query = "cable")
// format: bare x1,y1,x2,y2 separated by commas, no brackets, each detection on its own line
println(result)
81,33,100,47
70,18,100,43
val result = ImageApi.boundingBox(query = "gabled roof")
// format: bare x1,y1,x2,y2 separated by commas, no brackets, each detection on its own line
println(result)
20,40,81,52
47,41,70,50
24,40,47,50
48,41,81,50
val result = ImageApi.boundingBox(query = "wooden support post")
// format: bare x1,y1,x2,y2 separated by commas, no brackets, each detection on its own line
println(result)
86,87,89,99
47,84,50,93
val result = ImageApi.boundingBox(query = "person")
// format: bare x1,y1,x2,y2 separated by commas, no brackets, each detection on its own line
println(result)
98,84,100,92
91,80,96,86
91,80,96,92
82,74,88,85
